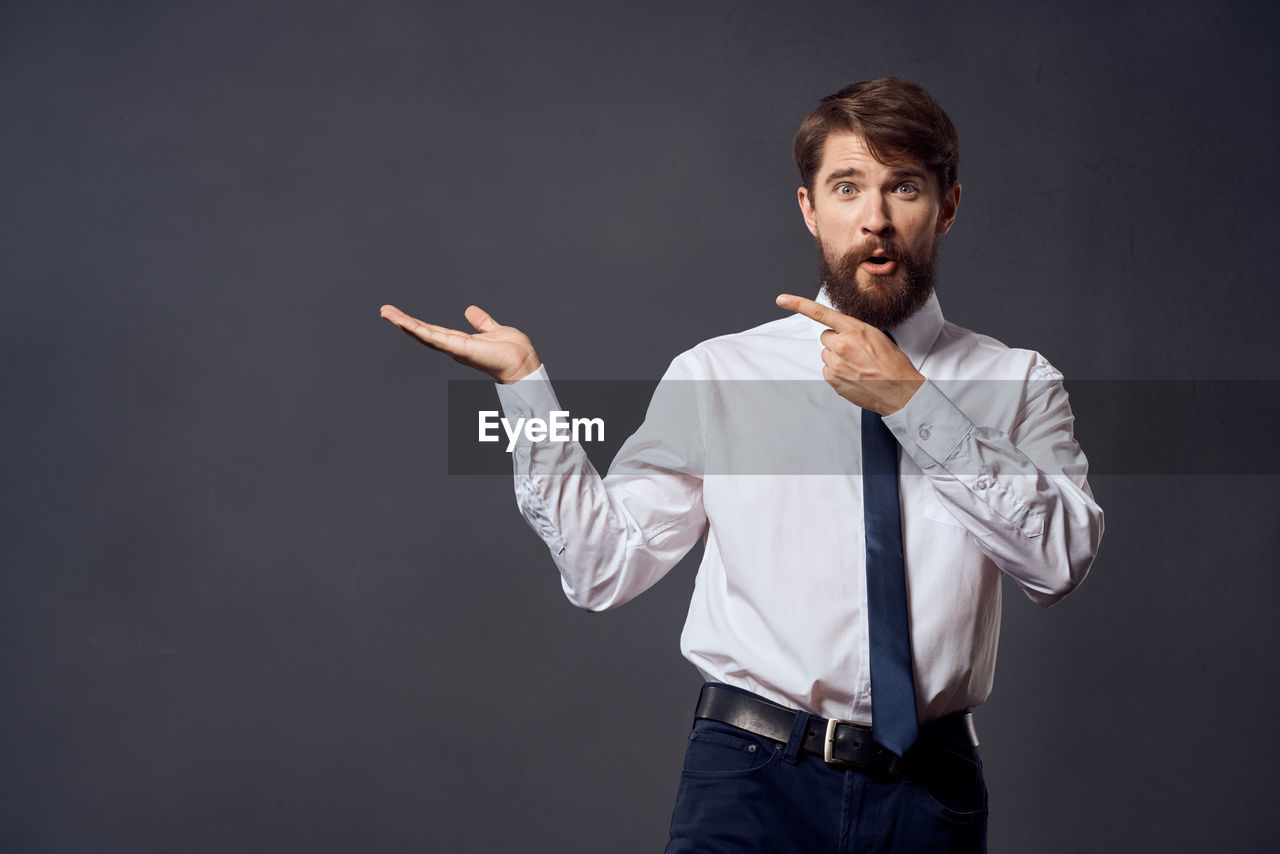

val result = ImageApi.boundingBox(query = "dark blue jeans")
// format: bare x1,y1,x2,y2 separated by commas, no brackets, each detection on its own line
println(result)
664,703,988,853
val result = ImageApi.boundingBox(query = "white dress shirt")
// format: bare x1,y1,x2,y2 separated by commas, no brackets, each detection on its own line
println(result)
494,291,1104,725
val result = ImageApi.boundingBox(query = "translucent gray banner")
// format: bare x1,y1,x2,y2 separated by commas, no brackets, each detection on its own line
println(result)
446,380,1280,476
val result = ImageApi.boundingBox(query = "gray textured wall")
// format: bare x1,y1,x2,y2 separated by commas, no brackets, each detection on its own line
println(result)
3,1,1277,851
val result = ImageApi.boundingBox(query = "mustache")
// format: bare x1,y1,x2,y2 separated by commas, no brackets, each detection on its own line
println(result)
839,238,912,264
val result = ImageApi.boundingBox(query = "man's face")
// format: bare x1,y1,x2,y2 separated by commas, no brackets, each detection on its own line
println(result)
797,131,961,328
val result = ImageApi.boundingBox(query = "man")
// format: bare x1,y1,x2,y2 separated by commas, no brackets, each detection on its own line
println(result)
381,78,1103,852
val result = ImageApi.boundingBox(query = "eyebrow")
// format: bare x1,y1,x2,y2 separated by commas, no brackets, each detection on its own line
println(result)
823,167,929,187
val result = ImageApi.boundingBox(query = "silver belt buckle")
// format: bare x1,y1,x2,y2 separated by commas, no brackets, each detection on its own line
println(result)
823,717,871,768
824,717,903,775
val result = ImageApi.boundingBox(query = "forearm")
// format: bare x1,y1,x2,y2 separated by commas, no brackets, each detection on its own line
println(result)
496,366,705,611
885,378,1104,605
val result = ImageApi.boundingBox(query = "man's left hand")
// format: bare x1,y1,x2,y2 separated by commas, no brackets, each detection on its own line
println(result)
776,294,924,416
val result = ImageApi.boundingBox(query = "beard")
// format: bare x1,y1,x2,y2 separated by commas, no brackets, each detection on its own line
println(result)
817,234,939,329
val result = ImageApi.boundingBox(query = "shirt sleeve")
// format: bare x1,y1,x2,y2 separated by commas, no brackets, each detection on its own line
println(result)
882,361,1104,607
492,358,707,612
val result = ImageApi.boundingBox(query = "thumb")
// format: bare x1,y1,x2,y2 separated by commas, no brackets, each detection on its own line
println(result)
464,305,500,333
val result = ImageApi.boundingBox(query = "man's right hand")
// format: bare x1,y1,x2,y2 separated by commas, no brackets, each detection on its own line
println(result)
379,304,542,385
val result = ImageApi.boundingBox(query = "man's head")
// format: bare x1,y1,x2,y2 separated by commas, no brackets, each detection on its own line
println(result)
793,78,961,328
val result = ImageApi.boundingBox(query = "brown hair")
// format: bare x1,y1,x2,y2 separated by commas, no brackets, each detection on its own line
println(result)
793,78,959,199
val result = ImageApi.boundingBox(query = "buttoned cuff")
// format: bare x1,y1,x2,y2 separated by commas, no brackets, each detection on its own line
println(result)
492,365,574,466
882,379,974,469
493,364,561,422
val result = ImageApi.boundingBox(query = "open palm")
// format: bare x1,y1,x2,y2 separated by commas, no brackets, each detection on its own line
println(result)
379,304,541,384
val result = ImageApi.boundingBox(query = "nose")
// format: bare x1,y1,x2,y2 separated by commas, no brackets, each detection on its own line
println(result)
858,194,893,236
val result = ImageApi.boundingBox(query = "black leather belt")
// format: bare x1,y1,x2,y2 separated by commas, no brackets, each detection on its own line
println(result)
694,683,979,778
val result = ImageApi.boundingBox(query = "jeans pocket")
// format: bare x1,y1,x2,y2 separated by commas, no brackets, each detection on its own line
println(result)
680,720,783,779
912,747,988,820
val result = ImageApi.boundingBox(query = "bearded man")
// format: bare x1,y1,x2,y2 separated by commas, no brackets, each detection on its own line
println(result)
381,78,1104,853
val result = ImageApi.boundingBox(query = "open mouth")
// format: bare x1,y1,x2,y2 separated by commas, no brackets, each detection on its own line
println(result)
861,254,896,273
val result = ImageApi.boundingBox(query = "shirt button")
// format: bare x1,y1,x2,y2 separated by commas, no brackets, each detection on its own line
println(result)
975,477,989,491
919,427,931,440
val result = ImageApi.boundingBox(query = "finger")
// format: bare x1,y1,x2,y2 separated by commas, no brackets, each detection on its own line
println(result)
464,305,501,333
396,316,474,356
379,306,453,340
412,320,469,347
819,328,839,349
382,305,440,335
776,294,857,331
382,304,464,335
380,304,410,324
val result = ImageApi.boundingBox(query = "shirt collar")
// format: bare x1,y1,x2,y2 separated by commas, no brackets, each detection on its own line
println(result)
814,288,945,371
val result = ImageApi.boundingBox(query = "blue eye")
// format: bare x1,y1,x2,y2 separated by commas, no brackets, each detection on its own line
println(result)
836,184,854,196
895,183,918,195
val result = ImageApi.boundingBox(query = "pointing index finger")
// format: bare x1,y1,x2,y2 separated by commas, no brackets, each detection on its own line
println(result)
776,293,857,331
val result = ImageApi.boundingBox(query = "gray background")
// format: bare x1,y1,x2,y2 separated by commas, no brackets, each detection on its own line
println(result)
3,0,1277,851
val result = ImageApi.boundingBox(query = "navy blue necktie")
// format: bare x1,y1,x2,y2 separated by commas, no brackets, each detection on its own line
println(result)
862,406,920,757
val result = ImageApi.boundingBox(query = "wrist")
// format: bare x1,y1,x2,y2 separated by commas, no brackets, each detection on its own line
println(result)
881,375,925,415
498,355,542,385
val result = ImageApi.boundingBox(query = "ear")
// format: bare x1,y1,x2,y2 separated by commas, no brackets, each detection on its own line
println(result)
797,186,819,237
936,183,961,236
